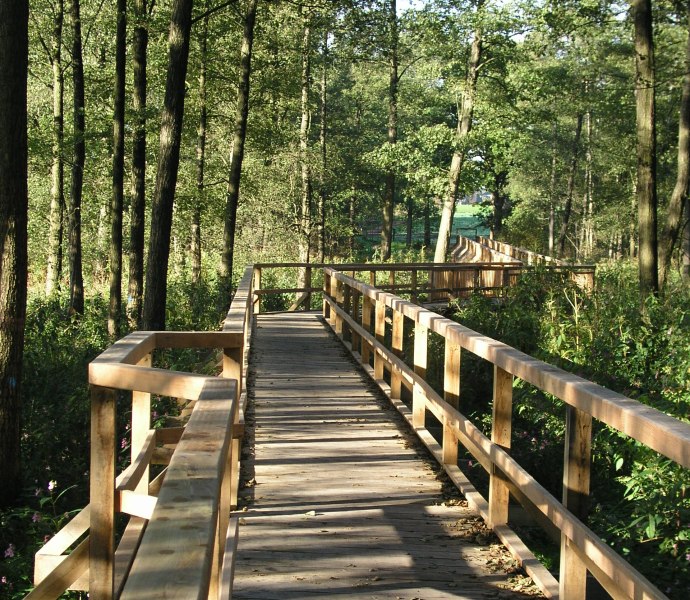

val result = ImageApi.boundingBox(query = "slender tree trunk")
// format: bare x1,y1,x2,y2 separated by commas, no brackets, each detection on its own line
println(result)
142,0,194,331
297,14,312,291
491,171,507,239
633,0,659,297
46,0,65,295
192,13,208,286
659,0,690,287
381,0,398,260
558,113,583,257
434,0,484,262
128,0,148,329
548,122,557,255
682,196,690,282
424,196,431,249
406,196,413,247
583,110,594,257
109,0,126,337
318,28,327,263
219,0,258,303
0,0,29,507
349,186,356,255
68,0,85,315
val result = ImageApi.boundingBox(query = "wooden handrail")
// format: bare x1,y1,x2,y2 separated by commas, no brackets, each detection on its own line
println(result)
323,266,687,600
30,266,256,600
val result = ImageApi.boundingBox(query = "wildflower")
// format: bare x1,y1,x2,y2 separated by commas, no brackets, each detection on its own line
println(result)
468,460,473,468
121,438,127,449
0,576,6,584
32,512,41,523
48,480,57,492
686,553,690,561
4,544,15,558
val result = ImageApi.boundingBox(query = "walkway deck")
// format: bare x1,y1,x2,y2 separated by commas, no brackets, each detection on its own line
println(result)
232,312,541,600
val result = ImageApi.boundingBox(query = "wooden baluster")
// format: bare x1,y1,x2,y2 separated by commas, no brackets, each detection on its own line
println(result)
334,276,344,336
224,343,243,510
390,309,404,399
132,353,152,495
90,385,117,600
412,322,427,428
374,297,386,381
253,267,262,314
370,270,376,287
411,269,418,303
489,366,513,528
388,269,395,291
351,290,361,355
343,283,351,342
444,340,461,410
559,406,592,600
323,270,331,320
305,266,312,311
329,272,338,328
361,295,372,366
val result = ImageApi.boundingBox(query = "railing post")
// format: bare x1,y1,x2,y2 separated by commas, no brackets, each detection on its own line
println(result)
132,353,152,495
559,406,593,600
412,322,427,428
444,340,461,410
489,366,513,528
361,295,372,365
411,269,418,303
370,270,376,287
388,269,395,291
305,266,312,311
374,296,386,381
323,269,331,320
334,276,344,337
329,272,338,328
90,385,117,600
390,308,404,399
343,283,351,342
253,267,262,314
351,289,361,355
223,344,243,511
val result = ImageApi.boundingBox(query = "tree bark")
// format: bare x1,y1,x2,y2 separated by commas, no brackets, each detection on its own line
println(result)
406,195,413,247
68,0,85,315
424,195,431,249
297,14,312,293
380,0,398,260
192,13,208,286
659,0,690,287
633,0,659,297
557,113,583,257
128,0,149,329
142,0,194,330
0,0,29,507
434,0,484,262
46,0,65,295
318,28,327,263
682,196,690,282
109,0,126,337
219,0,258,302
548,122,557,255
491,171,507,239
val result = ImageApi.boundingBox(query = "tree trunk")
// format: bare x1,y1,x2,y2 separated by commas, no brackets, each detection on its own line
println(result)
318,28,327,263
491,171,507,239
548,122,557,255
380,0,397,261
297,14,312,294
683,196,690,282
557,113,583,258
633,0,659,297
142,0,194,331
192,13,208,286
424,196,431,249
406,196,413,247
46,0,64,295
0,0,29,507
108,0,126,337
68,0,85,315
659,0,690,287
219,0,258,303
349,185,356,255
128,0,148,329
434,0,484,262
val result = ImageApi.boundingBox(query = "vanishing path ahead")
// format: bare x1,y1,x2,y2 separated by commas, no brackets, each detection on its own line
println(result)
232,312,539,600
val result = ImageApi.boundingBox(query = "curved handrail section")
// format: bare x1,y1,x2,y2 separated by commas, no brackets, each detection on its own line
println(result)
323,266,689,600
29,266,255,600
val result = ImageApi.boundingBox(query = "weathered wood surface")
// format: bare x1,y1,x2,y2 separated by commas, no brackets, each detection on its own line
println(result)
232,312,541,599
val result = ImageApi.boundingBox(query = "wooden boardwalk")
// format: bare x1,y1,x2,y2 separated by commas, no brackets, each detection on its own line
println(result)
232,312,541,600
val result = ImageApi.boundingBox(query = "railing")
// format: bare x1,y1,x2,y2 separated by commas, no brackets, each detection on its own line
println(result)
478,236,565,266
451,235,516,263
28,266,255,600
322,267,690,600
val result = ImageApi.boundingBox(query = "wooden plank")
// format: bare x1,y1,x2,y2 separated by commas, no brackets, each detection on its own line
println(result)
489,366,513,528
25,538,89,600
444,340,460,410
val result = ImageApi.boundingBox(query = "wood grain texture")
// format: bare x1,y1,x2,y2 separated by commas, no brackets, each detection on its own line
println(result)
232,312,540,600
